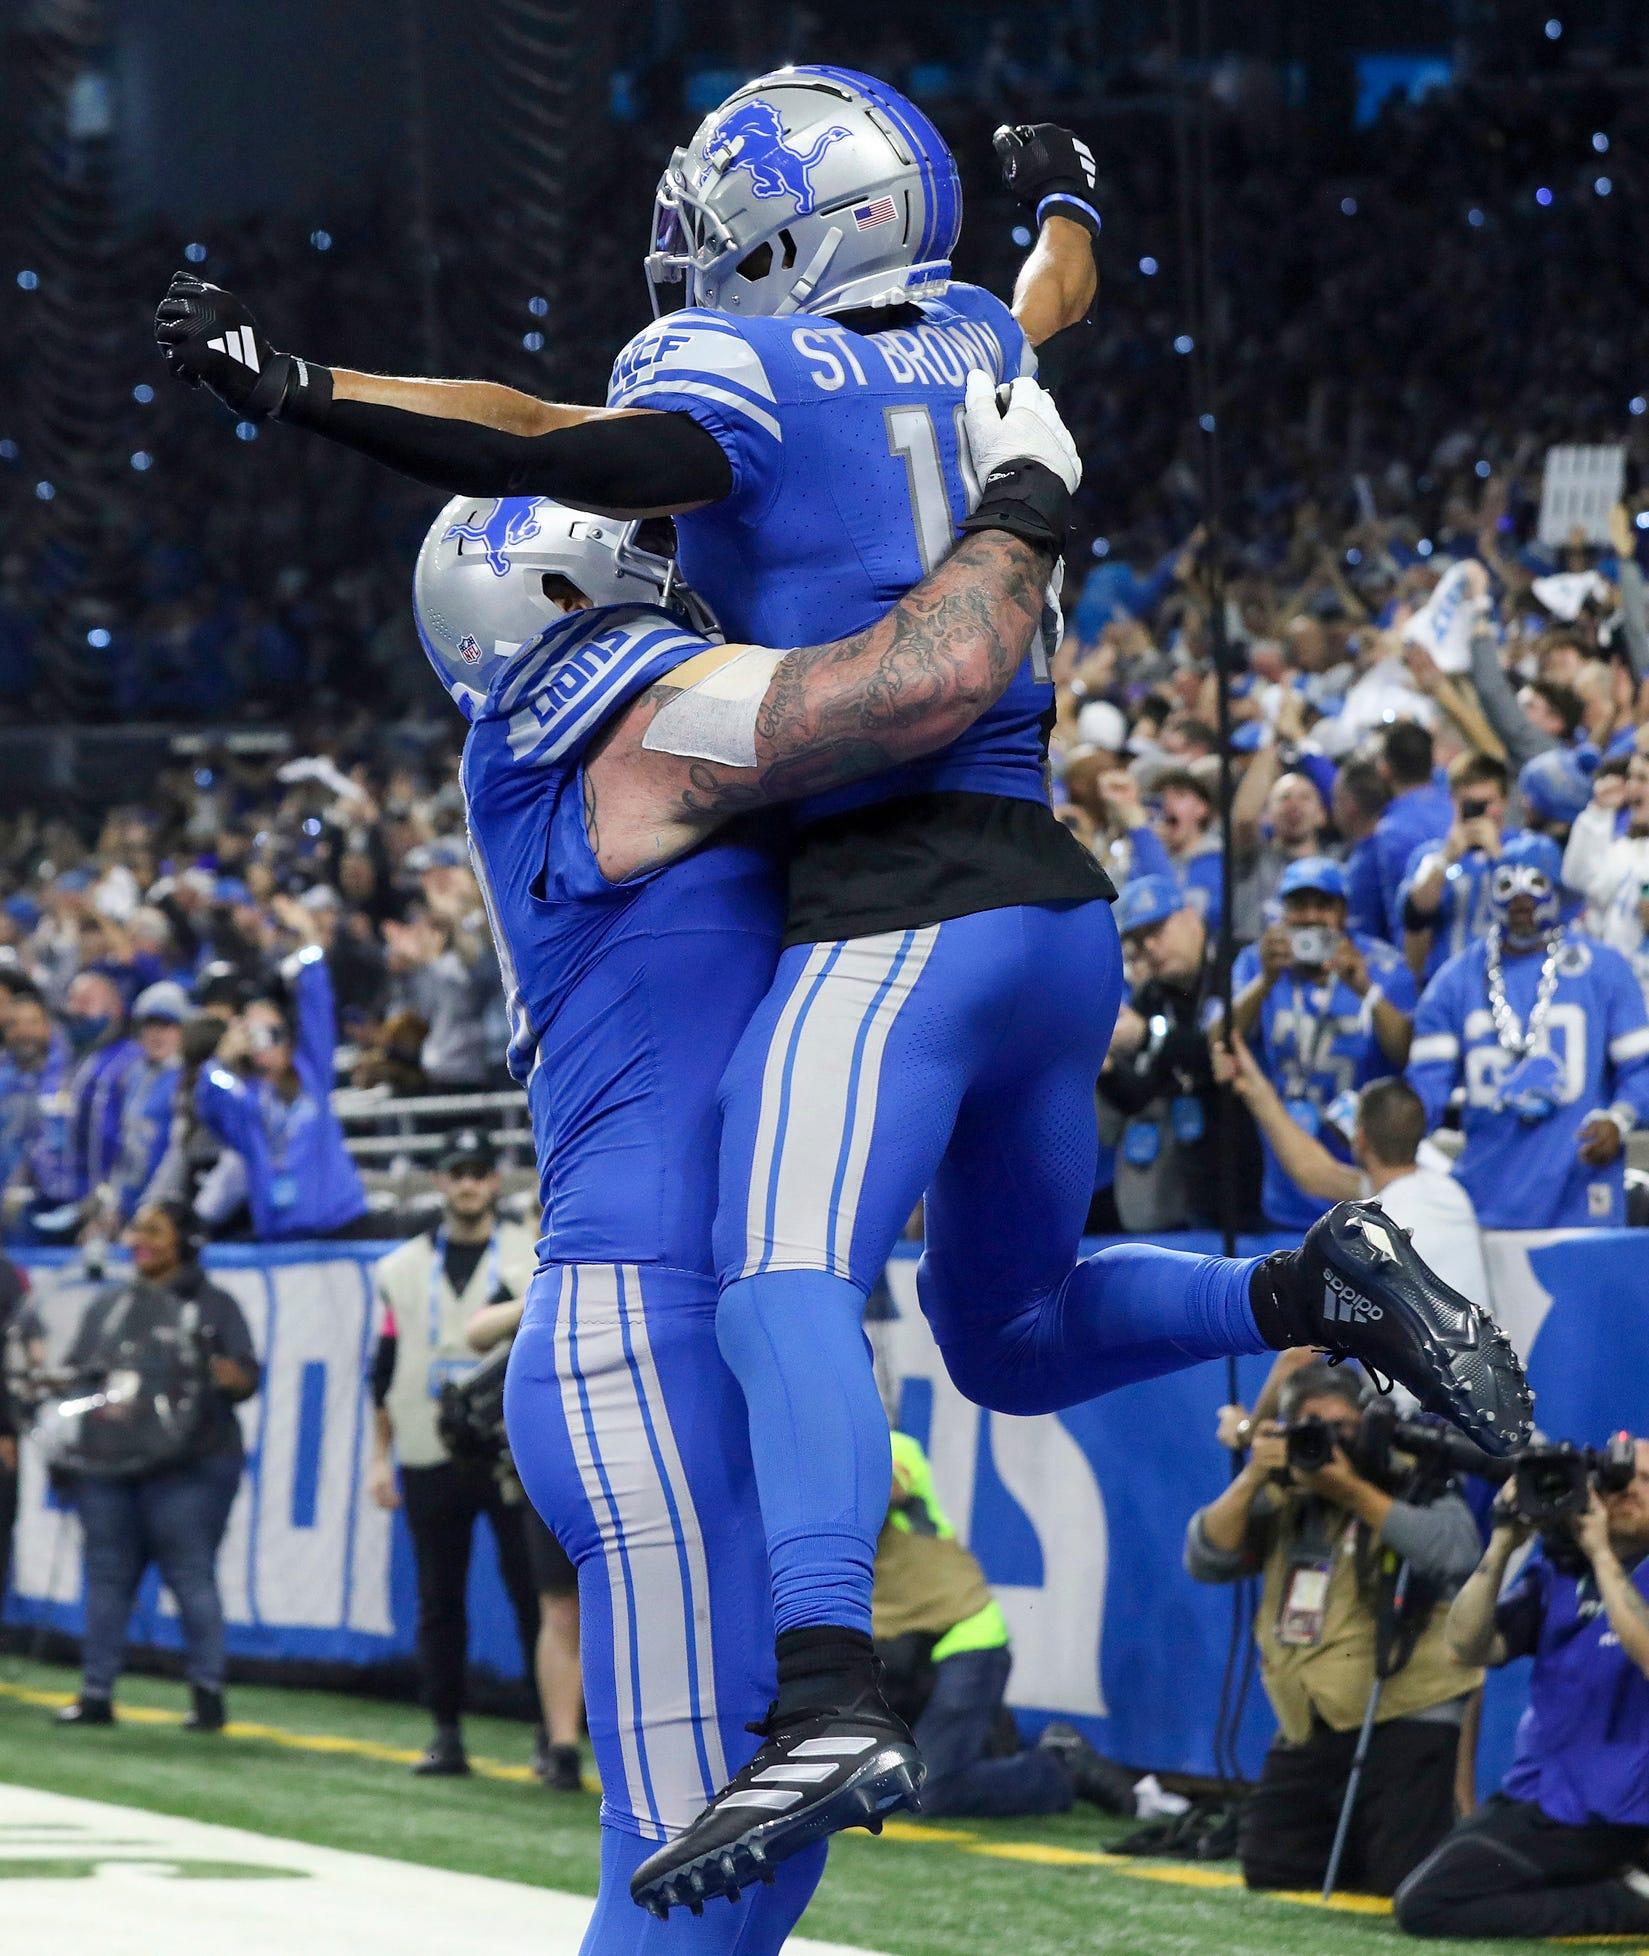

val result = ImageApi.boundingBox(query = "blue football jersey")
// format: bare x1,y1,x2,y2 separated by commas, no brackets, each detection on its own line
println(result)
1407,931,1649,1229
460,603,786,1269
1233,933,1419,1230
606,285,1052,821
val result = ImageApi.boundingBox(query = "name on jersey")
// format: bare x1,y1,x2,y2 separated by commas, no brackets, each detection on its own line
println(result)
793,319,1004,393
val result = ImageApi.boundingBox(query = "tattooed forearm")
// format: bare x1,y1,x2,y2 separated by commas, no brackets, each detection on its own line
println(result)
693,529,1049,814
582,527,1054,878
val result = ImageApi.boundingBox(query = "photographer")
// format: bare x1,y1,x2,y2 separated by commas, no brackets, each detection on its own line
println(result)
1230,858,1417,1230
1398,754,1516,984
194,940,370,1240
53,1200,259,1732
1101,876,1223,1231
1186,1363,1484,1895
1395,1438,1649,1941
367,1134,545,1778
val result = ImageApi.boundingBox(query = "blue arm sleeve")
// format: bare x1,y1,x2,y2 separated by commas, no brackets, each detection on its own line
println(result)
195,1066,260,1154
1405,970,1464,1127
1125,826,1174,883
607,312,783,517
286,949,338,1102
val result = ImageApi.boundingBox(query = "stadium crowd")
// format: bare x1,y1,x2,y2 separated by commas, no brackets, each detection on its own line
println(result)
2,73,1649,1247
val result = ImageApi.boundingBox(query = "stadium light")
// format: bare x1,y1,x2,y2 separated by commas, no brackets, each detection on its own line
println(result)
33,481,53,501
1544,17,1562,37
522,331,545,352
0,440,16,461
16,270,38,290
1593,132,1610,153
184,241,207,262
1535,187,1554,207
1632,397,1647,417
130,451,153,470
1636,513,1649,532
1174,334,1194,354
310,230,333,251
1011,225,1032,247
1595,177,1612,197
1091,537,1110,558
86,627,110,649
1139,256,1159,276
1417,539,1434,557
235,421,259,441
1467,208,1486,228
133,382,154,404
1340,197,1357,216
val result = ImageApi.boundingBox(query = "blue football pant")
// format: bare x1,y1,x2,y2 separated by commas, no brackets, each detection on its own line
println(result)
505,1261,825,1954
713,903,1267,1636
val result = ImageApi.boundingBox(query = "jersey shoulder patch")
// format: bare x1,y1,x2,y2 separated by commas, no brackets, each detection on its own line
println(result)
476,604,717,771
606,309,781,441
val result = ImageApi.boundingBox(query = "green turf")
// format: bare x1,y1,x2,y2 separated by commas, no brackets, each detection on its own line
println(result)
0,1656,1611,1955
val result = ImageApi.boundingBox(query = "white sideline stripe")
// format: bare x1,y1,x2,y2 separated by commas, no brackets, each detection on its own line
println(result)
790,1734,879,1758
719,1788,806,1812
0,1783,885,1955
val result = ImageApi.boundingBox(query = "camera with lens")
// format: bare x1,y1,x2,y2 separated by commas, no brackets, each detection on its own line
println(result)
436,1342,510,1462
1511,1435,1636,1528
1288,924,1340,968
1278,1400,1501,1490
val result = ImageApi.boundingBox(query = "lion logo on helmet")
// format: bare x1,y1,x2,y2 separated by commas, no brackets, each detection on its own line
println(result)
707,99,850,218
443,498,546,578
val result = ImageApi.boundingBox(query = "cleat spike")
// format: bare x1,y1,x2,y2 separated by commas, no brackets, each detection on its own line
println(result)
865,1816,883,1836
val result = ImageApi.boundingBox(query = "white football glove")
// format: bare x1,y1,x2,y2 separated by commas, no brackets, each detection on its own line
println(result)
962,371,1082,497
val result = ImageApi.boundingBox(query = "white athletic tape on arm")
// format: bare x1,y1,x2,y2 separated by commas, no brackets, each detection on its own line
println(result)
641,644,789,768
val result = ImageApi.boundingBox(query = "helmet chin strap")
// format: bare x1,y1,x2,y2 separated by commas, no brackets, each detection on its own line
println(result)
775,228,843,316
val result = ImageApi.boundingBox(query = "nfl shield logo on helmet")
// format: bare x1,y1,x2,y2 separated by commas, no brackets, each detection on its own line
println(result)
456,634,483,666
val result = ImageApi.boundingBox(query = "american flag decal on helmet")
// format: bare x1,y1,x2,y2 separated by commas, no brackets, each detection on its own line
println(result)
854,196,897,229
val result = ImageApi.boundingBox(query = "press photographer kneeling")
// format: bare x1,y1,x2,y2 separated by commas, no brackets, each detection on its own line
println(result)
1186,1362,1484,1895
1395,1435,1649,1941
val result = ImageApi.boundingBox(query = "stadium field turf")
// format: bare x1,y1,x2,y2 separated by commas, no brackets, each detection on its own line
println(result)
0,1658,1624,1955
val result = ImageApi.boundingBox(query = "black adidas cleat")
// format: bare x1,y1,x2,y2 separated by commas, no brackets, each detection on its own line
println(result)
629,1699,922,1919
1258,1200,1533,1456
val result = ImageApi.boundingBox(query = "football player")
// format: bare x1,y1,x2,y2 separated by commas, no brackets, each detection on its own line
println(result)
410,381,1078,1951
1408,834,1649,1230
158,73,1533,1911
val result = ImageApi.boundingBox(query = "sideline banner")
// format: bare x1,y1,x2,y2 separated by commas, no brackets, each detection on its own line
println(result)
6,1231,1645,1783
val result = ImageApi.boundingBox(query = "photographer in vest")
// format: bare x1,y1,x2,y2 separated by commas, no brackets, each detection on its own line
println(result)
54,1199,259,1733
367,1132,546,1778
1185,1362,1484,1895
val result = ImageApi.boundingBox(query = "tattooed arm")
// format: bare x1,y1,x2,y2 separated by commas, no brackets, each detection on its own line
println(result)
582,529,1052,882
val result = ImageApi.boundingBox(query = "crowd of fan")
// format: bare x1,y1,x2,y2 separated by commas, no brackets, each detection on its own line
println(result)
3,69,1649,1242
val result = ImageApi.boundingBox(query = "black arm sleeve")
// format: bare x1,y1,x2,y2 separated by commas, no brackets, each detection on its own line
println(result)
284,376,733,509
370,1332,398,1408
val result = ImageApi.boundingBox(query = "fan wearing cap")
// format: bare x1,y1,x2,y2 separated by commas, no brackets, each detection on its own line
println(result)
1408,834,1649,1230
367,1133,553,1781
94,981,188,1229
1232,858,1419,1231
1102,875,1228,1231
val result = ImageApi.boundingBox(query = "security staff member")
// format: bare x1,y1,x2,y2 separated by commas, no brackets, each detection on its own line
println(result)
1396,1439,1649,1940
875,1430,1132,1818
367,1133,543,1776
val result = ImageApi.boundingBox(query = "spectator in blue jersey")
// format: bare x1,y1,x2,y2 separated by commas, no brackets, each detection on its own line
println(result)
1150,768,1224,930
1366,722,1452,945
1407,835,1649,1230
1231,857,1417,1231
26,972,143,1243
1333,757,1392,942
1399,754,1515,985
195,944,371,1241
99,981,186,1226
0,989,66,1234
1395,1440,1649,1941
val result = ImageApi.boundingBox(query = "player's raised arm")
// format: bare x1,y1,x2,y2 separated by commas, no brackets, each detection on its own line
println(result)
582,375,1079,879
152,273,730,515
995,124,1101,347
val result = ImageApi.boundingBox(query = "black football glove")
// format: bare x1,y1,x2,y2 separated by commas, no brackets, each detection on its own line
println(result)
153,272,299,418
993,123,1100,237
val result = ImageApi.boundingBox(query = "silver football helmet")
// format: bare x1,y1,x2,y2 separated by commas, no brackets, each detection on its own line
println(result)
646,64,963,319
413,496,716,721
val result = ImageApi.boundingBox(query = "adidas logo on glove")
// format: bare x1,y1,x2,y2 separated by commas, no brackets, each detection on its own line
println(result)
1323,1268,1383,1325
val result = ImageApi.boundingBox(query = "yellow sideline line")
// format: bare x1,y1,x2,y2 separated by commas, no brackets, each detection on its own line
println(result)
2,1677,1646,1945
